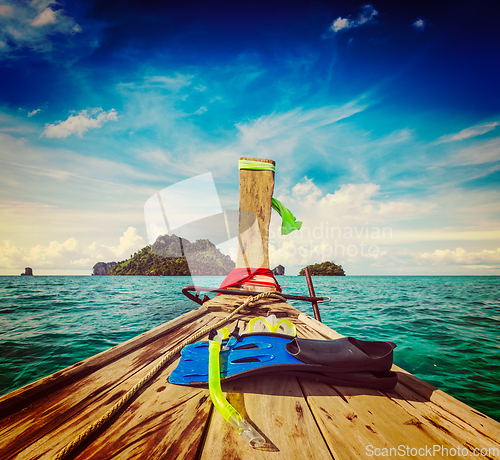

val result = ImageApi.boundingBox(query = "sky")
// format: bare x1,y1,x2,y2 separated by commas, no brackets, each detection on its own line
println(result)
0,0,499,276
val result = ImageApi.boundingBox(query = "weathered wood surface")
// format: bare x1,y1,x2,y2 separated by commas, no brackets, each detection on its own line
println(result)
201,375,334,460
236,157,275,270
1,298,499,460
0,309,219,460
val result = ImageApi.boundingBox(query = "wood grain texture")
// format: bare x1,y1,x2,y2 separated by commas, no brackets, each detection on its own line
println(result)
387,381,500,458
0,311,219,460
72,360,212,460
236,157,275,270
299,378,471,460
395,366,500,441
201,375,333,460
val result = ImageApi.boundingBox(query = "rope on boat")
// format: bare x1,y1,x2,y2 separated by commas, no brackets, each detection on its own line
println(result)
53,290,286,460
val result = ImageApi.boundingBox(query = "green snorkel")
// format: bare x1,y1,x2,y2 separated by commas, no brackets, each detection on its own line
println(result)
208,328,265,448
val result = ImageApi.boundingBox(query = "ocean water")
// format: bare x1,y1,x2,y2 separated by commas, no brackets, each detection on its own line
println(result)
0,275,499,421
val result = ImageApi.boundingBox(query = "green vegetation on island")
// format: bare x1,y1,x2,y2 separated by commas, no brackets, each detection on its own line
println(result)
299,261,345,276
108,234,235,276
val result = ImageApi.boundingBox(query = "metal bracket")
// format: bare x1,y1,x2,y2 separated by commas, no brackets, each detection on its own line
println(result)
181,285,330,308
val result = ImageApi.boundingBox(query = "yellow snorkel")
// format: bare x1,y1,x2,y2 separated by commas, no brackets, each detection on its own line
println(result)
208,328,265,448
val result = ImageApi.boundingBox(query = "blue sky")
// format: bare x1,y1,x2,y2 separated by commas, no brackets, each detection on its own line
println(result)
0,0,499,275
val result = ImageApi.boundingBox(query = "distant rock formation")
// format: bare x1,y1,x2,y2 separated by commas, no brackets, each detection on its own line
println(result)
299,261,345,276
21,267,33,276
108,234,235,276
92,262,117,275
272,264,285,276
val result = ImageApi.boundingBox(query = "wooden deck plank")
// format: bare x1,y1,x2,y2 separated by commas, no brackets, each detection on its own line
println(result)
0,312,220,460
396,367,500,440
200,374,334,460
387,380,500,458
299,315,474,459
299,379,475,460
73,361,212,460
15,360,206,460
205,296,302,318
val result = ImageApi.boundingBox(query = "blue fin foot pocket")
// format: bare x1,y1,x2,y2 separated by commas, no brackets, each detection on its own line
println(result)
169,333,398,391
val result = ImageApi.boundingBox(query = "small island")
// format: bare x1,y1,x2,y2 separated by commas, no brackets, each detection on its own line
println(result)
92,262,117,275
21,267,33,276
299,261,345,276
272,264,285,276
108,234,235,276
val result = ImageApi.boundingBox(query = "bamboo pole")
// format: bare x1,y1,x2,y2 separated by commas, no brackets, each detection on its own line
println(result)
304,266,322,322
236,157,275,271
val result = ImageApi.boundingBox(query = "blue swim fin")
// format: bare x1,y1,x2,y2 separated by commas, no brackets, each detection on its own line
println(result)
169,333,398,390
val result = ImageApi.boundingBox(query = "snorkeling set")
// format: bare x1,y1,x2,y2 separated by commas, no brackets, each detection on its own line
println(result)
169,314,397,448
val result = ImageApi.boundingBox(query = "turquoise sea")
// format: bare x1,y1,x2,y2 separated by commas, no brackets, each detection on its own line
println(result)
0,275,499,421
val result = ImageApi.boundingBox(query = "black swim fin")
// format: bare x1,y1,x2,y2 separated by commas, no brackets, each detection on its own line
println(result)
286,336,396,373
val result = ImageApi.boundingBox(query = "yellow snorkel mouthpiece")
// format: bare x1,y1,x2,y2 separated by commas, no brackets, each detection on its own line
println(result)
248,314,297,336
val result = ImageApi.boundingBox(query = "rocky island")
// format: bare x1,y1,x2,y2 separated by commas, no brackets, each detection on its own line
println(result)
107,234,235,276
21,267,33,276
299,261,345,276
272,264,285,276
92,262,118,275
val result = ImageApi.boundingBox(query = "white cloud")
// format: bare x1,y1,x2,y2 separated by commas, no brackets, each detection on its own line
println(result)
27,237,81,265
236,100,366,150
43,108,118,138
436,121,499,144
193,106,207,115
352,245,500,275
314,183,421,224
31,7,57,26
419,247,500,266
102,226,146,259
291,177,323,206
447,137,500,166
0,227,146,271
267,174,500,273
0,5,13,16
329,4,378,33
268,178,429,269
28,108,41,117
0,0,82,57
144,74,193,92
138,148,172,167
129,97,368,186
0,240,25,269
412,18,427,31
